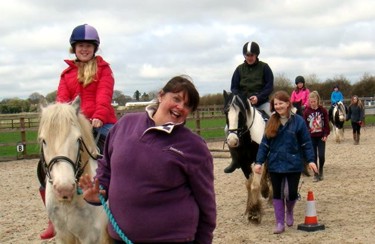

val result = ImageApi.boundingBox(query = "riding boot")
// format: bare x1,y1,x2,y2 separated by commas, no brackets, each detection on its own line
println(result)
319,167,324,180
313,173,320,182
353,133,358,145
285,200,296,227
272,199,285,234
39,187,55,240
224,149,240,173
223,160,240,173
357,133,360,145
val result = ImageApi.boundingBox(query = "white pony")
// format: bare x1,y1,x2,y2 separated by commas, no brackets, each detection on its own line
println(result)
331,101,347,143
224,91,271,223
38,97,111,244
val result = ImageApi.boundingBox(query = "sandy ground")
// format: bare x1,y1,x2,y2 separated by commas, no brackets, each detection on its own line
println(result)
1,127,375,244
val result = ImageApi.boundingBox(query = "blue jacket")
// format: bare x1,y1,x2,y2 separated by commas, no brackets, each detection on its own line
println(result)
331,91,344,105
256,114,315,173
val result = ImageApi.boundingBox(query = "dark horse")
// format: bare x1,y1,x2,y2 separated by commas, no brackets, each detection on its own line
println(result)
223,90,271,224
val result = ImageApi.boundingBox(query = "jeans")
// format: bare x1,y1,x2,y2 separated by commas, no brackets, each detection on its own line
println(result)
256,102,272,117
93,123,114,137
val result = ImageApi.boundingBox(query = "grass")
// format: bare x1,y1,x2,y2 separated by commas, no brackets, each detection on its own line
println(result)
1,115,374,158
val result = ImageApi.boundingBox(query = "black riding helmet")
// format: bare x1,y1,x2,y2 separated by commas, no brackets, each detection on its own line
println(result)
242,41,260,56
295,76,305,85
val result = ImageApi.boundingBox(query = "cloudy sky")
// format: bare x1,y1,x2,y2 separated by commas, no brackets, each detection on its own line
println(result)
1,0,374,100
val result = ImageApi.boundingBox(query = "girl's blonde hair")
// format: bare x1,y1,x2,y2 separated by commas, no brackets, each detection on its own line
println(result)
350,95,364,109
70,47,98,87
309,91,321,105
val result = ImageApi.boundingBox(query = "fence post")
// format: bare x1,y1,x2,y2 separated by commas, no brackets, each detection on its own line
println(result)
20,117,27,158
195,109,201,136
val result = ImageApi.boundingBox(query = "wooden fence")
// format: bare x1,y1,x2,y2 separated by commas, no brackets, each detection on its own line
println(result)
0,105,225,162
1,103,374,162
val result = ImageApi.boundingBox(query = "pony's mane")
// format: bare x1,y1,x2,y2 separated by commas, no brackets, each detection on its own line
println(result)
38,103,96,151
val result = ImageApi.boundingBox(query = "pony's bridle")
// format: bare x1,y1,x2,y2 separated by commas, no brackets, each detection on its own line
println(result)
40,138,99,184
225,98,256,139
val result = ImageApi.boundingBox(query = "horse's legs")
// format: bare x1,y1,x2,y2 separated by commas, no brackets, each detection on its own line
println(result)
245,164,263,224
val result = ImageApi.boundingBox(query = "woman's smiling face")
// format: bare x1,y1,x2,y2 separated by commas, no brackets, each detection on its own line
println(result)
274,98,290,117
153,91,192,125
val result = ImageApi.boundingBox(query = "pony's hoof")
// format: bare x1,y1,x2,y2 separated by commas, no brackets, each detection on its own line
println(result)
247,213,262,224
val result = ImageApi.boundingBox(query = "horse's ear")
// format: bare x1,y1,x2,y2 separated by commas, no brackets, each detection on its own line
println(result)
72,96,81,115
223,90,228,100
38,98,48,111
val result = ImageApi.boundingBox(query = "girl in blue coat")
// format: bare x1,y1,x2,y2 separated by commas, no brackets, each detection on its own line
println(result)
254,90,317,234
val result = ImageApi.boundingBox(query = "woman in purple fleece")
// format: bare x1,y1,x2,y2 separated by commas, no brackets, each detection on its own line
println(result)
79,75,216,244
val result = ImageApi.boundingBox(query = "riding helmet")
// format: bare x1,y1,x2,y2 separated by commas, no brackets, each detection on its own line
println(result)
242,41,260,56
295,76,305,85
69,24,100,48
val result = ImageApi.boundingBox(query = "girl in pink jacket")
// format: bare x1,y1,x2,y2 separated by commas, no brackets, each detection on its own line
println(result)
291,75,310,116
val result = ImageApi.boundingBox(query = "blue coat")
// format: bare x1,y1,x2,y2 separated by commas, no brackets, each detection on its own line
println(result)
256,114,315,173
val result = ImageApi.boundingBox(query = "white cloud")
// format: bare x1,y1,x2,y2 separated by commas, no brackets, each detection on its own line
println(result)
0,0,374,100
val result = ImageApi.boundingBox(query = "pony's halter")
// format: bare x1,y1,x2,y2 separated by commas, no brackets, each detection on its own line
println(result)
225,97,256,139
40,138,99,184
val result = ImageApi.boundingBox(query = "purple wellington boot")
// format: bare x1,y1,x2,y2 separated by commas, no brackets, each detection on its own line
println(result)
272,199,285,234
286,200,296,227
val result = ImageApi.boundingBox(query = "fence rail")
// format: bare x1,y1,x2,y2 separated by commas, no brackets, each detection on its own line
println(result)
1,103,374,162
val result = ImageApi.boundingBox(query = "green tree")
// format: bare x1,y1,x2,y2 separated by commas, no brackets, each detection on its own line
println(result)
274,73,293,94
45,90,57,103
351,73,375,97
133,90,141,101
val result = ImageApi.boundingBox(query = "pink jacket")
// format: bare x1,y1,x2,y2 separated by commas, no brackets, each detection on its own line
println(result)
291,88,310,107
57,56,117,124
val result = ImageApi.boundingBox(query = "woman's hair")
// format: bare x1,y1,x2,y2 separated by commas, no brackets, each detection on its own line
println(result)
265,90,291,138
309,90,321,105
350,95,364,109
159,75,200,112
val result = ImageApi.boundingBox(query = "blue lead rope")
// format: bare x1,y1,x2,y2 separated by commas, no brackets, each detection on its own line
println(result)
77,186,133,244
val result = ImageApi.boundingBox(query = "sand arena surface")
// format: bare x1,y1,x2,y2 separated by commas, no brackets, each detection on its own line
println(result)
1,127,375,244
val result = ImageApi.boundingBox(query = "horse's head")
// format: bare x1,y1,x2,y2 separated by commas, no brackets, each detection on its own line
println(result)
223,91,249,148
38,97,98,202
335,101,346,122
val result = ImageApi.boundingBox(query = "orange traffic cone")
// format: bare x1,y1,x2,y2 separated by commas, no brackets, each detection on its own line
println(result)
297,191,325,232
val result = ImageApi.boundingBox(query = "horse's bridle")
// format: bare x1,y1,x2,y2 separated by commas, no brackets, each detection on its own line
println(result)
40,137,100,184
225,97,256,139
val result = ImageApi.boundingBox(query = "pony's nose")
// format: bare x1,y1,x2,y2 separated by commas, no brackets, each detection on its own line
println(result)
227,133,239,148
54,183,75,201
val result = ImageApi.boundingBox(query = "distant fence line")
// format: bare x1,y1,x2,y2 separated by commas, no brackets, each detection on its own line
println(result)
1,102,374,162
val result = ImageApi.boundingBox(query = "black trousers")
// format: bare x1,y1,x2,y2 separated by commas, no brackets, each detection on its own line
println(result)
270,172,301,201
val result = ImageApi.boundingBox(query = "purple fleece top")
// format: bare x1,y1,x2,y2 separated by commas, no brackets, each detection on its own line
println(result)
96,107,216,243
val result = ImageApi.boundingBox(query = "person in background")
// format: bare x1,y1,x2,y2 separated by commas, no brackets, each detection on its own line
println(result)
329,84,344,120
79,76,216,244
254,90,317,234
38,24,117,240
346,95,365,145
303,91,330,182
225,41,274,173
290,75,310,116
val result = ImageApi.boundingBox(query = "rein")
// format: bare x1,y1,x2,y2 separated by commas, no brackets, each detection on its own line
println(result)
40,137,99,184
